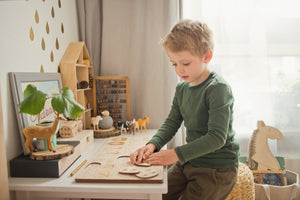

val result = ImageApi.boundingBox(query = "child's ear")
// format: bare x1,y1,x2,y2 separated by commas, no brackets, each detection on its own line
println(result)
203,50,213,64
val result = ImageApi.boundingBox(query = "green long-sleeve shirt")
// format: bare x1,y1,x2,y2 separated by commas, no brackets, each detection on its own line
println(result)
148,72,240,168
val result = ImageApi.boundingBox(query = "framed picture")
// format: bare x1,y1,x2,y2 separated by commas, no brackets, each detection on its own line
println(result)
93,76,130,126
9,72,62,155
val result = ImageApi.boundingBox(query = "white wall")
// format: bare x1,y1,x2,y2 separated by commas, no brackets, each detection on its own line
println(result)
0,0,79,167
101,0,179,129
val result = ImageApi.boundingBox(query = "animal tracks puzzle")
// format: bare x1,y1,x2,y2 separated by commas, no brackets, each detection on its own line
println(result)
75,137,164,183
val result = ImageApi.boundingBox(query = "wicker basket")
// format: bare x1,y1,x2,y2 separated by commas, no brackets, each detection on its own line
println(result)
226,162,255,200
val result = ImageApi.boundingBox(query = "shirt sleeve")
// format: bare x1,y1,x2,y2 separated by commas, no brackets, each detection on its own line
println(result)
175,84,234,164
148,85,183,151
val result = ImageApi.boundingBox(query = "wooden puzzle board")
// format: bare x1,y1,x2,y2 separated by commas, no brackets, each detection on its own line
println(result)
75,137,164,183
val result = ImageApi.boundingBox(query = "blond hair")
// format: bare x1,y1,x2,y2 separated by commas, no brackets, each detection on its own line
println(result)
162,19,214,57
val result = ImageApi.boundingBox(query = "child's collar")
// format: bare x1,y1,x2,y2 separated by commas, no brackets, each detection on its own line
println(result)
188,71,215,88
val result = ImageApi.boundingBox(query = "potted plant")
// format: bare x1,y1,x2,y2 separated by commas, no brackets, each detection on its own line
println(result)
18,84,84,154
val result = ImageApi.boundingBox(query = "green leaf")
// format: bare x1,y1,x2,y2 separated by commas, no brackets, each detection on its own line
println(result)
51,87,84,119
17,84,47,115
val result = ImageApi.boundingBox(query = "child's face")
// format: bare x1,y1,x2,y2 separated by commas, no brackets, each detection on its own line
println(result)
167,50,212,87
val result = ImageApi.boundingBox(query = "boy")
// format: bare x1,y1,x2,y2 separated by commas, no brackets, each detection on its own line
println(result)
130,20,240,200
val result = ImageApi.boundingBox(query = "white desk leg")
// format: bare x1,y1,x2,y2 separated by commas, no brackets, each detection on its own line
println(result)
16,191,31,200
149,194,162,200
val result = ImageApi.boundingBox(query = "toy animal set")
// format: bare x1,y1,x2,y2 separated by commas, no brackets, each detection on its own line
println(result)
118,116,149,135
92,110,150,135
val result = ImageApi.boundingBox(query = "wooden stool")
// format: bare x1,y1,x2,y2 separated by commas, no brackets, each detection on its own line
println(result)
226,163,255,200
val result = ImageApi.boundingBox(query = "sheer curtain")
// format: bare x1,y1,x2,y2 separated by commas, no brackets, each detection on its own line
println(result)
76,0,103,76
183,0,300,137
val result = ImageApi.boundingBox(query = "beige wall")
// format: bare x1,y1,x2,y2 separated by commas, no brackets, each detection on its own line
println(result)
0,0,79,171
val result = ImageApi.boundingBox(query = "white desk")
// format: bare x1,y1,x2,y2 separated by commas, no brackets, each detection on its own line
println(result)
9,129,167,200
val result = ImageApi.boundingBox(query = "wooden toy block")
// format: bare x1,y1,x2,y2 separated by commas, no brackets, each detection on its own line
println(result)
59,121,78,138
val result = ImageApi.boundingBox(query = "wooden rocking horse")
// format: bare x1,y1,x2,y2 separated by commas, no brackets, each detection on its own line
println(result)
247,120,283,171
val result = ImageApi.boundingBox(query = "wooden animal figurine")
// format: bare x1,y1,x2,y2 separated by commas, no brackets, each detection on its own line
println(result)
128,118,137,134
91,115,103,130
117,121,128,134
137,116,149,133
120,124,127,134
247,120,283,171
22,112,66,154
134,121,139,132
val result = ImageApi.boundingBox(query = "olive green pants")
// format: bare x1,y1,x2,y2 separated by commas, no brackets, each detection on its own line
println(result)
163,162,238,200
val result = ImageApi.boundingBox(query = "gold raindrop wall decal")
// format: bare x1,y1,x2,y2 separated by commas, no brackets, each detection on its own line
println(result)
58,0,61,8
46,22,49,34
56,38,59,50
40,65,44,72
41,38,45,50
35,10,39,23
51,7,55,18
29,27,34,41
50,51,54,62
61,23,64,33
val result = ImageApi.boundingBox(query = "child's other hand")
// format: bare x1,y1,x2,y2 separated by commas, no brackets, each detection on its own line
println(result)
145,149,179,166
130,143,156,165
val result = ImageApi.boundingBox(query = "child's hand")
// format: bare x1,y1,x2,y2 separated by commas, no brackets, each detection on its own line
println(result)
145,149,179,166
130,143,156,165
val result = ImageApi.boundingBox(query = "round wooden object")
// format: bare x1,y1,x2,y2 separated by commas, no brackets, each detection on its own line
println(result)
94,127,121,138
135,168,160,179
29,144,74,160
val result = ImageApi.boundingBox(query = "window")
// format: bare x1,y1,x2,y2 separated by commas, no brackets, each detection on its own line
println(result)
183,0,300,134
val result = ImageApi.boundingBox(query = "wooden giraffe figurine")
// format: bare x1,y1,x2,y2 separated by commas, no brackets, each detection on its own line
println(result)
21,111,66,154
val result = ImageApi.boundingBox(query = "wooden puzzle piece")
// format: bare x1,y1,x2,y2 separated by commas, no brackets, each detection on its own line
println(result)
136,168,159,179
135,162,151,167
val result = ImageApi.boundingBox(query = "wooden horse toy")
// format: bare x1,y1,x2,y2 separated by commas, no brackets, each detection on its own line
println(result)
137,116,149,133
134,121,139,132
21,111,66,154
247,120,283,171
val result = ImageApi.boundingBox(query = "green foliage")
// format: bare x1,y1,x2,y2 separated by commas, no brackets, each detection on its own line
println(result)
51,87,85,119
18,84,84,120
17,85,47,115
